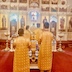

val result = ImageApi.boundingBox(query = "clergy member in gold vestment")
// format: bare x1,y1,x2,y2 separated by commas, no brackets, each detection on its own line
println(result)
38,22,53,72
13,28,31,72
24,25,31,40
34,24,42,41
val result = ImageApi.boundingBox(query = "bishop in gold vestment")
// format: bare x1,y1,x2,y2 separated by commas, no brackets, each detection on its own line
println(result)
38,22,53,72
13,28,31,72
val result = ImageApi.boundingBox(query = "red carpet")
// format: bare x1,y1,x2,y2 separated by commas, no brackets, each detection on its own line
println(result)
52,48,72,72
63,48,72,56
0,48,72,72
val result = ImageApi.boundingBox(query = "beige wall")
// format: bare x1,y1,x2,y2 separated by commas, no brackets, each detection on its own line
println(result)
0,0,72,40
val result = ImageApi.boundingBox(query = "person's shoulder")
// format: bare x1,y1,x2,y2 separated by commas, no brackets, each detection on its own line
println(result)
20,37,29,42
34,28,39,32
24,30,28,33
25,38,30,43
28,30,31,33
49,31,52,34
24,30,27,32
49,32,53,37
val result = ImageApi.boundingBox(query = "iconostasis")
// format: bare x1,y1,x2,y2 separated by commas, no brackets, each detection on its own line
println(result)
0,0,72,40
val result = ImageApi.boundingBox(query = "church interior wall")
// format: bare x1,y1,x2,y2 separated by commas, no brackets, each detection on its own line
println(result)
0,0,72,40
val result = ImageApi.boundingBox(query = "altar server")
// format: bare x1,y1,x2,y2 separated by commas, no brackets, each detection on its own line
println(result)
13,28,31,72
38,22,53,72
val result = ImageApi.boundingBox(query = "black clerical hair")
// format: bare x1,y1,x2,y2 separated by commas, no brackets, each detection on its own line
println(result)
37,23,40,28
18,28,24,36
44,22,49,28
26,25,29,30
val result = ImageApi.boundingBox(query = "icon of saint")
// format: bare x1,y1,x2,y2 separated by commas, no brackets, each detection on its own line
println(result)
2,15,6,29
69,17,72,31
60,17,65,30
43,16,47,24
20,16,25,29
